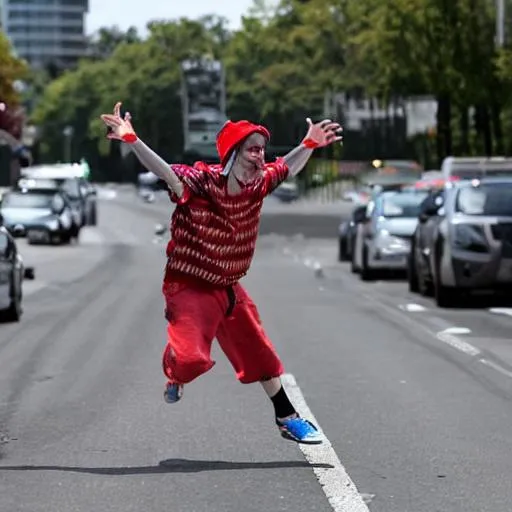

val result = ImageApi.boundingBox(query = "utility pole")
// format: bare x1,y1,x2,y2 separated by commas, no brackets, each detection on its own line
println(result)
62,125,73,163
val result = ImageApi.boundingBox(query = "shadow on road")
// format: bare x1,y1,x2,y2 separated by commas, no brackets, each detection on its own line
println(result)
0,458,334,475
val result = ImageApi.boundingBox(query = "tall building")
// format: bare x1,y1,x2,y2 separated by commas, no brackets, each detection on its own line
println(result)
0,0,89,70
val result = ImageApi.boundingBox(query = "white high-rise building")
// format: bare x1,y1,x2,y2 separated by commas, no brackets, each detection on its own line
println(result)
0,0,89,70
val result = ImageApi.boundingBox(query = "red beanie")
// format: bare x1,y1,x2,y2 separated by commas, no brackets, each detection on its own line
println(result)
216,120,270,167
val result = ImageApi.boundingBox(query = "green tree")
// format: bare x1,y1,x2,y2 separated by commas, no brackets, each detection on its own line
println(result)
0,32,28,134
344,0,501,162
224,0,336,145
88,26,141,60
33,16,231,179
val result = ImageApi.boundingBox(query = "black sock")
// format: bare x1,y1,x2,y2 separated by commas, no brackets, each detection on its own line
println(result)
270,385,296,420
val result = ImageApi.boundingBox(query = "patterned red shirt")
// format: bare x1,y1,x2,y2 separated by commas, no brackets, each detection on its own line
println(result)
164,159,289,287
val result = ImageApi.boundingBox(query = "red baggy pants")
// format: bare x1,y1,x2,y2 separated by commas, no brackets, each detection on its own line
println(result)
162,281,284,385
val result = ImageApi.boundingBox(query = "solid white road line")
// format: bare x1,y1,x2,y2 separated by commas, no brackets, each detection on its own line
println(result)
479,358,512,379
281,373,370,512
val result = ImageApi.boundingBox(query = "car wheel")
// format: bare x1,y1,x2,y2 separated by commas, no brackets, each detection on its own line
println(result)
89,207,97,226
1,284,21,322
351,246,359,274
71,223,80,242
338,237,348,262
407,250,419,293
360,245,375,281
434,256,459,308
418,269,433,297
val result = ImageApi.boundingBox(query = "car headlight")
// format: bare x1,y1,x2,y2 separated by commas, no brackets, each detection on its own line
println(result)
452,224,489,253
46,219,60,231
376,230,410,252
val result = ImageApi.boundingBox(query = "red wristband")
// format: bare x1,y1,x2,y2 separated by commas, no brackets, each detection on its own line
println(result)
121,133,137,144
302,138,319,149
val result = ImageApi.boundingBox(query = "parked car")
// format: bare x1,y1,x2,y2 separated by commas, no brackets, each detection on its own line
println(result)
408,177,512,307
16,178,83,230
341,187,372,204
352,188,429,280
1,188,79,245
408,189,445,295
20,164,97,226
273,176,300,202
338,204,367,261
0,223,35,322
60,177,97,226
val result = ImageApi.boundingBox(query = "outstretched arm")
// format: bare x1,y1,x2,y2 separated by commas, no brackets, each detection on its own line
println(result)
129,138,184,197
283,144,314,177
283,118,343,177
260,118,343,197
101,102,184,197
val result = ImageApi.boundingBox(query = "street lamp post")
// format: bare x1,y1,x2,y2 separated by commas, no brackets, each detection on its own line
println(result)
496,0,505,48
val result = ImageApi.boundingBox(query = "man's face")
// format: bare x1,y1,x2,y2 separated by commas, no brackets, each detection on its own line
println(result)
237,133,266,172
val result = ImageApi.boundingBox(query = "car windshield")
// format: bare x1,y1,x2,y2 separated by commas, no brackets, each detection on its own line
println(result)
2,192,54,209
455,183,512,216
381,191,428,218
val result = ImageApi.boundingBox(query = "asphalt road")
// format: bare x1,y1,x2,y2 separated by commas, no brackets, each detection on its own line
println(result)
1,191,511,512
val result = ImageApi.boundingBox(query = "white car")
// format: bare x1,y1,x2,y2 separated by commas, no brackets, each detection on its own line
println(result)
352,189,429,280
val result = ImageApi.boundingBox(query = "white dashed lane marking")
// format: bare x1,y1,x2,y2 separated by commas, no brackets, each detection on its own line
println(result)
489,308,512,318
398,303,427,312
436,329,481,357
286,248,512,383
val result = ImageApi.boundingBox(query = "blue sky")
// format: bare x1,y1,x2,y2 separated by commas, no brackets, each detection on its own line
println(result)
86,1,258,35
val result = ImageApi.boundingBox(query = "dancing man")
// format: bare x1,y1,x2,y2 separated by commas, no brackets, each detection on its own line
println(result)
101,103,342,444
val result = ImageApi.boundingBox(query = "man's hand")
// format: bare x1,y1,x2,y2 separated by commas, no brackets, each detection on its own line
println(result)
100,102,137,143
302,118,343,149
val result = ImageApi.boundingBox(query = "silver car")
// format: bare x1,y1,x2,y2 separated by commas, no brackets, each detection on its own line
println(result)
352,189,429,280
416,177,512,307
1,189,77,244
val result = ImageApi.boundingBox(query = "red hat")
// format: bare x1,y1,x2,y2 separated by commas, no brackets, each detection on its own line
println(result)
216,120,270,167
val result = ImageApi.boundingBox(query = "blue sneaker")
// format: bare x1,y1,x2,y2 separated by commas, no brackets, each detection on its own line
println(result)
163,382,183,404
277,415,323,445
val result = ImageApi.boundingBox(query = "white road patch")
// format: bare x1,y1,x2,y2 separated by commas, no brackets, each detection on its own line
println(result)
436,330,480,356
440,327,472,335
489,308,512,318
79,228,106,245
281,373,370,512
398,303,426,312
